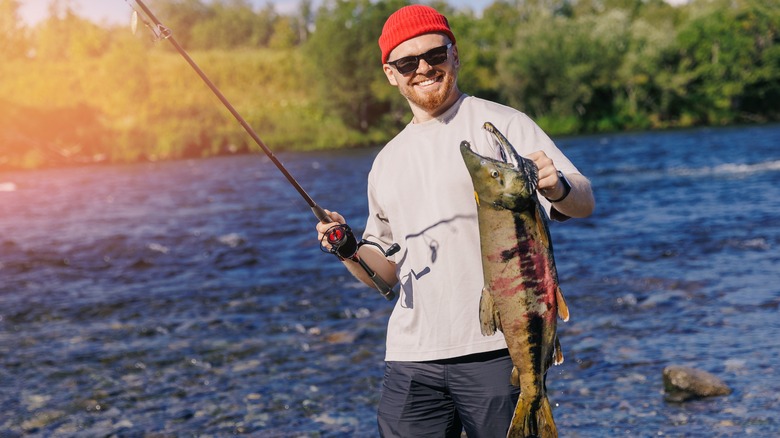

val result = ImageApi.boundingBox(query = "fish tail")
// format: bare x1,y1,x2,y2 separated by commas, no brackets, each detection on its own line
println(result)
507,394,558,438
479,287,499,336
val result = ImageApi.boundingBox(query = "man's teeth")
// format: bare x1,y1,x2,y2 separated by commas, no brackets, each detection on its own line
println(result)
418,78,436,86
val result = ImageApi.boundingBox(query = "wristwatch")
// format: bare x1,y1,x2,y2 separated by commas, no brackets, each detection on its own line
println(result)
545,171,571,203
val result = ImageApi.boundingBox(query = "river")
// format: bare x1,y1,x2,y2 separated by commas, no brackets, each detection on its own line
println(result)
1,124,779,436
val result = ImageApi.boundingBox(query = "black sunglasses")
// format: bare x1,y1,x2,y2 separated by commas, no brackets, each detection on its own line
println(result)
387,43,453,75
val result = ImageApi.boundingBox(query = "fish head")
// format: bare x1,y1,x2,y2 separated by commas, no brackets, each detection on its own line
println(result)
460,140,538,211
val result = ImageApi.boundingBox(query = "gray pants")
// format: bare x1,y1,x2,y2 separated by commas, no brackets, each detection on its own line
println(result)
377,349,519,438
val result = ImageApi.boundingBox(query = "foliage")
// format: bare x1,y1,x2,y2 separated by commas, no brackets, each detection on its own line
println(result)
672,0,780,124
499,9,634,132
304,0,408,137
0,0,28,59
0,0,778,169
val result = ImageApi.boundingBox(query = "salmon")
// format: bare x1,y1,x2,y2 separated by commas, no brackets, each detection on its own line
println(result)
460,122,569,438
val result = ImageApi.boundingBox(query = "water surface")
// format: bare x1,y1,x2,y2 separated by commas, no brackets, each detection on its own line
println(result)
1,124,779,436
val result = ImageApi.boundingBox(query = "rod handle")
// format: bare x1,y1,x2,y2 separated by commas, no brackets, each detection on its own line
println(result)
357,258,396,300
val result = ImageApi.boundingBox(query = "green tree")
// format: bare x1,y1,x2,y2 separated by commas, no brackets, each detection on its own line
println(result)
448,2,520,102
297,0,314,43
305,0,407,136
0,0,27,59
672,0,780,124
147,0,211,49
189,0,279,49
498,9,632,133
269,16,299,49
613,8,679,129
32,0,112,62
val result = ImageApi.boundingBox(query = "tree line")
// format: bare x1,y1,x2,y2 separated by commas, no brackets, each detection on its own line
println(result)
0,0,778,170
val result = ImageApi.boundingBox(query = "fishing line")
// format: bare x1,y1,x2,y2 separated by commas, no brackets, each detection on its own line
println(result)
121,0,399,299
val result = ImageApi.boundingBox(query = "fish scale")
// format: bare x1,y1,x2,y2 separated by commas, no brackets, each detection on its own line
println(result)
460,122,569,438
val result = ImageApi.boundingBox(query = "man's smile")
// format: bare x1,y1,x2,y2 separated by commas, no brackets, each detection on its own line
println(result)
413,75,441,88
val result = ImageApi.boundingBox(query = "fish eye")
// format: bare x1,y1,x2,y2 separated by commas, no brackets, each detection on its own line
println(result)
490,169,500,178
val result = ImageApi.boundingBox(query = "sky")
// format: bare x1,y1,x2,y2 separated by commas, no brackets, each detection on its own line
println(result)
19,0,688,26
17,0,514,26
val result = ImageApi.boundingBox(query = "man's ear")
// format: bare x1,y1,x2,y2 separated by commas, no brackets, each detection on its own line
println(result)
383,64,399,86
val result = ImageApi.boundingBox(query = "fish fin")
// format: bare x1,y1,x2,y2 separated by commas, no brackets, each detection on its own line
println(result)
556,286,569,322
479,287,499,336
521,157,539,193
535,206,550,248
474,190,480,207
510,366,520,386
553,336,564,366
507,394,558,438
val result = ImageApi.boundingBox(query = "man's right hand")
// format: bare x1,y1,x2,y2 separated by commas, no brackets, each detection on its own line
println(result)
315,209,346,251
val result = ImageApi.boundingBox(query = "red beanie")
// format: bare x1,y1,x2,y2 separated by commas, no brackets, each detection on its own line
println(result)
378,5,456,64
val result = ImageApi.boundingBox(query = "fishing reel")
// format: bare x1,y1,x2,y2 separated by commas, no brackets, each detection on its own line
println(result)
320,224,401,301
320,224,400,260
321,224,359,260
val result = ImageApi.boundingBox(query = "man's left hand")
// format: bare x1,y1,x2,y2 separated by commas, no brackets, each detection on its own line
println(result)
528,150,564,200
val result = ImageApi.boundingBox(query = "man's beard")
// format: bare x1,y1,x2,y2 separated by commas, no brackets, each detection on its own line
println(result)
400,71,457,113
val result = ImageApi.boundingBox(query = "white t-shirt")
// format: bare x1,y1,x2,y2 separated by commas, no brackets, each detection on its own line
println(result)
363,94,580,362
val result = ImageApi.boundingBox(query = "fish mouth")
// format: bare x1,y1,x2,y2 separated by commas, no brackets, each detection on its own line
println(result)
459,139,506,165
460,124,540,196
460,123,524,170
459,140,495,170
460,139,536,212
483,122,523,165
459,139,518,184
481,122,539,194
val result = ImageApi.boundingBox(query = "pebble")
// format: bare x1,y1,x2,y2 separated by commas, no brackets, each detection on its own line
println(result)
21,410,65,432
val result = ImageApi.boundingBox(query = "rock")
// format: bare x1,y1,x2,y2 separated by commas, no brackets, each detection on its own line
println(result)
663,365,732,402
21,410,66,432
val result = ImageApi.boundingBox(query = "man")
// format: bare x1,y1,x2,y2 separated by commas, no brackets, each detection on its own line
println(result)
316,5,595,437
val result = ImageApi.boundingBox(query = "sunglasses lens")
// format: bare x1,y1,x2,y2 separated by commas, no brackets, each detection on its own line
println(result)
425,47,449,66
394,59,419,75
390,45,450,74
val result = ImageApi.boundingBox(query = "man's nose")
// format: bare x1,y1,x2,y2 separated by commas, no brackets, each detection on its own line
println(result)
416,58,434,73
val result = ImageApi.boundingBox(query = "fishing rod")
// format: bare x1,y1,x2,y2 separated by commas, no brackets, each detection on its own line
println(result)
125,0,398,300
